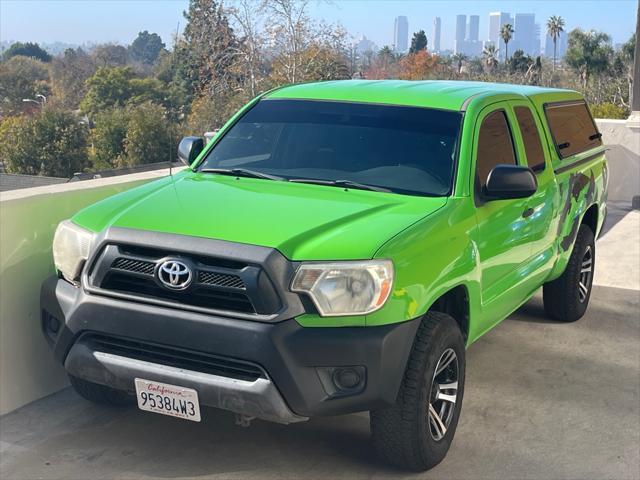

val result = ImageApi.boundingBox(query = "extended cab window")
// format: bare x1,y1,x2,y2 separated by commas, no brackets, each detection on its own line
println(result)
514,106,546,172
476,110,516,190
199,99,462,197
544,101,602,159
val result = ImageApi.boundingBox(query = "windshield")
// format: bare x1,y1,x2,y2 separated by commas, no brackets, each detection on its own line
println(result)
197,99,462,197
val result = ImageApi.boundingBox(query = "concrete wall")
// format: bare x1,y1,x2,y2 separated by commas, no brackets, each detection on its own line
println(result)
0,169,175,415
595,119,640,204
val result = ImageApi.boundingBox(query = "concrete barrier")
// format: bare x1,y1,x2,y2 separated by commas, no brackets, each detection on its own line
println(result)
0,168,177,415
595,119,640,204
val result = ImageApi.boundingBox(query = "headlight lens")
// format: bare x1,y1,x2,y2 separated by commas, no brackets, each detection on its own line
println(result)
291,260,394,316
52,220,94,284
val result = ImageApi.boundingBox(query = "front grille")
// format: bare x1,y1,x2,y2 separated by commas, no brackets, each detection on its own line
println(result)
87,242,284,317
198,271,245,289
112,258,155,275
102,273,255,313
84,333,265,382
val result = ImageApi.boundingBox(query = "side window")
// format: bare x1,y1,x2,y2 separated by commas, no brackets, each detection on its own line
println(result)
544,101,602,159
514,106,546,172
476,110,517,190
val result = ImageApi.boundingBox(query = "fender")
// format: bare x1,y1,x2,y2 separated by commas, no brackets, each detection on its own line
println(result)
548,157,606,281
368,198,480,329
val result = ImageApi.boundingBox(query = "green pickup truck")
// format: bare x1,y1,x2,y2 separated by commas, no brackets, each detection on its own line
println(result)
42,80,607,471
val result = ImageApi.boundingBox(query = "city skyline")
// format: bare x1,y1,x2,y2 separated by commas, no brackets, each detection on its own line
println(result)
393,10,567,59
1,0,636,52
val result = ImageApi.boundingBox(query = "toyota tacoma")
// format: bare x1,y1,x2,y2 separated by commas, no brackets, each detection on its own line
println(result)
42,80,608,471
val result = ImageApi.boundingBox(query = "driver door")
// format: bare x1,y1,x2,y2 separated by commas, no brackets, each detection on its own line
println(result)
472,104,537,329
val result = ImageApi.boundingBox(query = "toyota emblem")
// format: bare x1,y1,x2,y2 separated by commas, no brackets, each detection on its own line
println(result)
157,260,192,290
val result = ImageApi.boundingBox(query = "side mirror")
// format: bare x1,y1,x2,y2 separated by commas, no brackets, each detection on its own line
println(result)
177,136,204,166
485,164,537,200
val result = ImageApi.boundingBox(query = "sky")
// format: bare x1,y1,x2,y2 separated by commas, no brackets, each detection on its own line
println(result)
0,0,637,52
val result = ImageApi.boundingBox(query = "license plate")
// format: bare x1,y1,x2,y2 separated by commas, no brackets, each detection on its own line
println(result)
135,378,201,422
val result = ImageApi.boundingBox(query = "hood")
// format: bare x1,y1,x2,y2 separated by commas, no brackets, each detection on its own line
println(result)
73,170,447,260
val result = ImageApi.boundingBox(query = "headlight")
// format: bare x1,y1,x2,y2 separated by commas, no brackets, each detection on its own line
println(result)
52,220,94,284
291,260,394,316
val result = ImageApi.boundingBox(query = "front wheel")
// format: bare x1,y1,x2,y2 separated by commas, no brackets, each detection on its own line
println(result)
370,311,465,471
543,224,596,322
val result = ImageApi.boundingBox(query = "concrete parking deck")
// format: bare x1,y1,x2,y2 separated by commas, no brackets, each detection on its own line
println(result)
1,208,639,480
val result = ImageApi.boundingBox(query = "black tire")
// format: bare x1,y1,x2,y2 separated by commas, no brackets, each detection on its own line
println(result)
69,375,133,406
543,224,596,322
370,311,466,471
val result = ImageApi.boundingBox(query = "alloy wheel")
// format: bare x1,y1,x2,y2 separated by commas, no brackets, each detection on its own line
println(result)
428,348,459,441
579,245,593,303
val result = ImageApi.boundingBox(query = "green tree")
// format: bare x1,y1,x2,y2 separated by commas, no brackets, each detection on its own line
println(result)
0,109,89,177
89,108,129,169
0,56,50,116
500,24,515,61
80,66,178,119
129,31,166,65
3,42,51,62
377,45,398,68
621,33,635,61
409,30,428,53
509,49,533,74
0,115,35,171
565,29,613,89
364,46,399,79
80,67,135,115
120,102,174,166
49,48,96,109
129,77,168,105
546,15,565,72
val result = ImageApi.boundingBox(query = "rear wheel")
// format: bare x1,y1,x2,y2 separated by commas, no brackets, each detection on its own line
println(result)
370,312,465,471
69,375,132,406
543,224,596,322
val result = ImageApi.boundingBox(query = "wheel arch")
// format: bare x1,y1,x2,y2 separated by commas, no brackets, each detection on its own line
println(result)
426,284,470,343
581,203,599,235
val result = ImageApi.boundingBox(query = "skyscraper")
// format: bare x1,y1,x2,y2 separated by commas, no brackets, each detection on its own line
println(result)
489,11,512,52
455,14,467,45
432,16,441,52
394,16,409,53
468,15,480,42
513,13,537,56
455,13,482,57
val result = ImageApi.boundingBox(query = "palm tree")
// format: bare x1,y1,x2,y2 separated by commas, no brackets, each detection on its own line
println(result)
546,15,566,72
482,44,499,70
378,45,395,69
451,53,468,75
500,23,515,62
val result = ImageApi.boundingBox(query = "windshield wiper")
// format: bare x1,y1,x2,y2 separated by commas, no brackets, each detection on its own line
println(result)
199,168,286,181
289,178,391,193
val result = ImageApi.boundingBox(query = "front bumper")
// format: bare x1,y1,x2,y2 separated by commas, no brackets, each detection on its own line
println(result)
41,276,420,423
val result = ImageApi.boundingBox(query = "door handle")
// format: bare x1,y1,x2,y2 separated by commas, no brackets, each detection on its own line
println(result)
522,207,534,219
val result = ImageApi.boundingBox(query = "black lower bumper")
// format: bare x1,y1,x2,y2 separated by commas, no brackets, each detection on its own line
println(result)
41,276,420,419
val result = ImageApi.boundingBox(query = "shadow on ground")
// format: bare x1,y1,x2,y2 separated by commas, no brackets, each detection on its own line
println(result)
1,286,638,480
